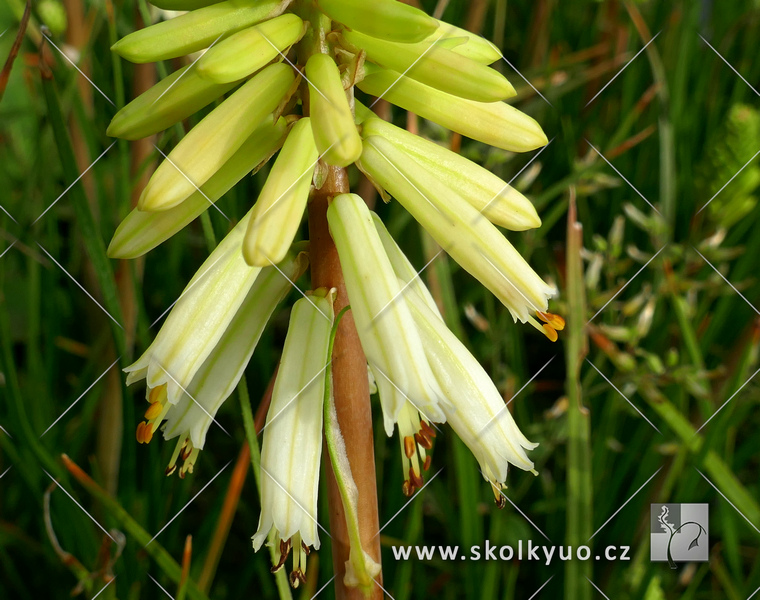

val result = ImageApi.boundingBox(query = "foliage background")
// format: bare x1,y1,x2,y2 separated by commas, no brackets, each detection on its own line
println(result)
1,0,760,598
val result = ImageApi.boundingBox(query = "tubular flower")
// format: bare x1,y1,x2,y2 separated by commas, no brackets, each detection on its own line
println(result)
109,0,557,590
358,135,562,337
328,193,447,430
374,211,537,501
252,290,335,587
126,212,307,476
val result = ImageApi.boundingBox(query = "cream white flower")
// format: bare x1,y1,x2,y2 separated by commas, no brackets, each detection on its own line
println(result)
358,135,564,339
375,216,537,497
252,290,335,587
126,209,307,476
329,193,449,496
405,286,538,503
327,193,447,436
360,116,541,231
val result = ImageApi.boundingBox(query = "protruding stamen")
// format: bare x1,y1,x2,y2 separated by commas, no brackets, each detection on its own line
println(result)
423,455,432,471
136,421,154,444
414,431,433,450
542,324,558,342
144,401,163,420
420,420,436,439
402,480,414,497
488,478,507,509
148,385,166,404
537,310,565,331
271,540,289,573
403,436,415,459
409,466,424,489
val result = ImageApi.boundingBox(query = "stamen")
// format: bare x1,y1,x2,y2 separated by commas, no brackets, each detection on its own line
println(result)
414,431,433,450
488,478,507,509
144,402,163,420
402,480,414,497
537,310,565,331
542,324,558,342
423,456,432,471
420,420,436,439
403,436,415,459
148,384,167,404
409,466,424,489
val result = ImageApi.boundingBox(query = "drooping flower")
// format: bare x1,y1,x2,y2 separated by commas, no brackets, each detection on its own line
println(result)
373,210,537,502
126,212,307,476
252,290,335,587
358,135,563,338
328,193,448,495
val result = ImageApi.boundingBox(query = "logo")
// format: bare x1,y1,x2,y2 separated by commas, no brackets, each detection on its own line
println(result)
650,504,709,568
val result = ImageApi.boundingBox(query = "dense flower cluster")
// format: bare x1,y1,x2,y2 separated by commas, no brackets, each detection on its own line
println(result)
109,0,560,587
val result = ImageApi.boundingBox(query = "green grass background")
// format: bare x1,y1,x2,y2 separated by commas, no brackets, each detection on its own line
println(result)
1,0,760,598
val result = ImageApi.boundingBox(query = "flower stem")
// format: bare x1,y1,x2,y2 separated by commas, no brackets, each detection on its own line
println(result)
309,166,383,599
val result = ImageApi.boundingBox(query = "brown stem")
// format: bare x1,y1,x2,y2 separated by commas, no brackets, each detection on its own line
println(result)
308,167,383,599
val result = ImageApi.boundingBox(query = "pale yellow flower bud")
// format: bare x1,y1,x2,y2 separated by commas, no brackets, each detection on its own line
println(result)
139,63,294,212
109,117,288,259
243,118,319,266
112,0,289,63
357,63,548,152
197,13,305,83
421,21,503,64
317,0,438,43
343,30,514,102
305,53,362,167
108,65,238,140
